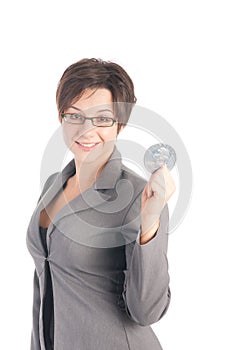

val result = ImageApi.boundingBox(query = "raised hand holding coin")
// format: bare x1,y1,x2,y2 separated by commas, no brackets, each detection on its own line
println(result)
140,144,176,242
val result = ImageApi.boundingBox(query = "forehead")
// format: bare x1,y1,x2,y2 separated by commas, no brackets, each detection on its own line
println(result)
70,88,113,112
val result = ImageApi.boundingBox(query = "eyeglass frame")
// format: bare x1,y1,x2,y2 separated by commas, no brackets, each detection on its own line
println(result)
60,113,118,127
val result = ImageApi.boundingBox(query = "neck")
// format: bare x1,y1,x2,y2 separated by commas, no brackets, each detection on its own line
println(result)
72,147,114,192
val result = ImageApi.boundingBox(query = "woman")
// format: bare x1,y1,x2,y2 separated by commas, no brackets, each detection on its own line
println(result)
26,58,176,350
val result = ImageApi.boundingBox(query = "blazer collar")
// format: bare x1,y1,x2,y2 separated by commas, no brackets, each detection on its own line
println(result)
61,145,122,190
37,145,123,231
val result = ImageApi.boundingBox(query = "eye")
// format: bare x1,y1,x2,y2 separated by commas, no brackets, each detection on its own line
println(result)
70,113,85,120
96,116,112,122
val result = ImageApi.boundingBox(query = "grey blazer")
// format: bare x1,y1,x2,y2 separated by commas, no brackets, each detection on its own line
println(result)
26,146,171,350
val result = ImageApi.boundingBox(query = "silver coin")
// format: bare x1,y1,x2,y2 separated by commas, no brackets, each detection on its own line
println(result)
144,143,176,173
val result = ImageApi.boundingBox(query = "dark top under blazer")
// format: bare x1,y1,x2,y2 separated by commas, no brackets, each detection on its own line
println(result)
26,146,171,350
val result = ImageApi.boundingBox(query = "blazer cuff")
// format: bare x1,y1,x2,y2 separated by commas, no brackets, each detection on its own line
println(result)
136,224,160,245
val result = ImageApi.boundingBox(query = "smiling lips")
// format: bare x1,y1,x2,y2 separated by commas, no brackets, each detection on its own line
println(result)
75,141,100,151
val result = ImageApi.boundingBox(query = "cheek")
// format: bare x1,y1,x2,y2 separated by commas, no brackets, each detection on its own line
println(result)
99,126,118,141
62,125,76,146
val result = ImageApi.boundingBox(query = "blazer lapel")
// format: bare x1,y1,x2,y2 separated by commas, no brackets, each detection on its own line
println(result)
36,145,123,229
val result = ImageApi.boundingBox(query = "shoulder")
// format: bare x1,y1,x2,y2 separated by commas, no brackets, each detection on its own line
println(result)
42,172,60,191
120,163,147,196
37,172,59,204
118,165,147,233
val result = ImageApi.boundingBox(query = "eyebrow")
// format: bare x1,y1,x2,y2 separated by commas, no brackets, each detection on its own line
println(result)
70,106,114,114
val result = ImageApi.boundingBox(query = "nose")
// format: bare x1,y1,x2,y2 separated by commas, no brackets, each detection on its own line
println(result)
76,118,97,138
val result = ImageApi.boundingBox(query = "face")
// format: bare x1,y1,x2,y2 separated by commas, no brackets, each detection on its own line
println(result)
60,88,124,164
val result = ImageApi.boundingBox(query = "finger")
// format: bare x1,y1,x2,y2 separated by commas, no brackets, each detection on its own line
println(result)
146,181,165,202
149,173,166,193
150,165,167,183
146,182,153,198
150,166,174,190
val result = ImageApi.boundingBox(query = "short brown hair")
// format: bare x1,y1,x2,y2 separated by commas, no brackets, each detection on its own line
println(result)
56,58,137,133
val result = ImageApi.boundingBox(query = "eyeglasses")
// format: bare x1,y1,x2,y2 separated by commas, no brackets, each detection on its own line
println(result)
61,113,117,127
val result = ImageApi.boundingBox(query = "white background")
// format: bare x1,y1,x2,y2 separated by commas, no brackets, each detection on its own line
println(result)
0,0,232,349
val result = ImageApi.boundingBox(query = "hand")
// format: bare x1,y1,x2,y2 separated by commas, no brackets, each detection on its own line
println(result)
141,164,176,236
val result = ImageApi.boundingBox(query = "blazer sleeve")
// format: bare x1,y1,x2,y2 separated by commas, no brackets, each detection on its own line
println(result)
30,269,41,350
120,200,171,326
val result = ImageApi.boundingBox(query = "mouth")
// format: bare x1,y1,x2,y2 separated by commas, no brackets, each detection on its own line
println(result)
75,141,100,151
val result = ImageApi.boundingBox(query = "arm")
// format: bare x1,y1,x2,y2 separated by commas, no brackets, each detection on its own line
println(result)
30,269,41,350
120,203,171,326
139,219,160,244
